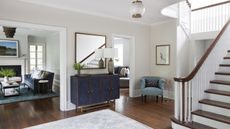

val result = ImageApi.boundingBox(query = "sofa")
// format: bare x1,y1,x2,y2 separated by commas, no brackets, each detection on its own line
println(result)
140,76,165,102
114,66,130,88
24,70,54,94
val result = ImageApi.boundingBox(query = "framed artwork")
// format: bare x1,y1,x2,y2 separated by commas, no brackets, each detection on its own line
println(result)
156,45,170,65
0,39,19,57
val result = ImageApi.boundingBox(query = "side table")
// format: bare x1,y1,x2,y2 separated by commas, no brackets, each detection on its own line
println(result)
38,80,49,94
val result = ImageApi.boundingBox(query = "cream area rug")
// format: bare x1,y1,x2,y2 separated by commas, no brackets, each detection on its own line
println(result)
25,109,153,129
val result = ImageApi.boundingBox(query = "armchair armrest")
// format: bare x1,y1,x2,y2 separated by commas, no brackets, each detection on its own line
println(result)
140,78,146,90
38,80,49,83
24,74,31,79
158,79,166,90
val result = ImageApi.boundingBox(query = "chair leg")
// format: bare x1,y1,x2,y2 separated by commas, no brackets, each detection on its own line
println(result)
156,96,159,103
145,95,147,102
141,95,144,102
161,95,164,102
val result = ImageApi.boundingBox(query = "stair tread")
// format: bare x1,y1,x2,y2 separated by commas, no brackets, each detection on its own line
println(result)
224,57,230,59
192,110,230,124
219,64,230,67
188,121,217,129
215,72,230,75
205,89,230,96
199,99,230,109
210,80,230,85
171,117,216,129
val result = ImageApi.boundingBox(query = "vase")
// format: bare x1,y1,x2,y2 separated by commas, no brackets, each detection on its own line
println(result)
108,58,114,74
77,70,81,75
98,58,104,68
4,76,9,83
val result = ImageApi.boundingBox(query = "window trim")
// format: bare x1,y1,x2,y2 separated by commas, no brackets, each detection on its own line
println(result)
29,43,46,72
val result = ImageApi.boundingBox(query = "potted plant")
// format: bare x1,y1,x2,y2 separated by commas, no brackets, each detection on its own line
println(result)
0,68,16,83
73,63,84,75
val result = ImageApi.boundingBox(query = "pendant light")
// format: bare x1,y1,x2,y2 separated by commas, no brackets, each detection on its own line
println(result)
130,0,146,18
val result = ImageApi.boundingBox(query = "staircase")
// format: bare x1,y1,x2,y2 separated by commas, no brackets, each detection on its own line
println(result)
172,50,230,129
191,50,230,129
171,1,230,129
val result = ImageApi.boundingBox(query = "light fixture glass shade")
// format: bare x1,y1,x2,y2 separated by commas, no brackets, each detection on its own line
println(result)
130,0,145,18
95,49,104,58
103,48,118,58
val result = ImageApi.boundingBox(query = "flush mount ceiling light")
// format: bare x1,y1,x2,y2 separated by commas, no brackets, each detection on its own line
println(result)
130,0,146,18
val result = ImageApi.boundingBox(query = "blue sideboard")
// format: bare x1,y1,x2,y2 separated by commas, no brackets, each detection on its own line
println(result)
71,74,120,107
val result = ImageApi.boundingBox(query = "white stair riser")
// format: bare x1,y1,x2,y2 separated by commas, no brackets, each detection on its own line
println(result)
219,67,230,72
222,59,230,64
201,104,230,117
192,115,230,129
210,83,230,92
171,122,190,129
215,75,230,81
207,93,230,103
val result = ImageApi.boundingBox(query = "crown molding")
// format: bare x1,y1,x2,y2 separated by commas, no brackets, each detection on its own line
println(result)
150,19,177,27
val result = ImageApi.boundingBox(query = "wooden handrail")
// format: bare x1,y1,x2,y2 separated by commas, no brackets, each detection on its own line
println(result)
192,1,230,11
186,0,191,8
174,19,230,82
79,43,106,63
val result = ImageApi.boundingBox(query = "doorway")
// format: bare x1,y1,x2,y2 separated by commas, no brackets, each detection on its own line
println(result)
0,20,68,111
112,34,135,97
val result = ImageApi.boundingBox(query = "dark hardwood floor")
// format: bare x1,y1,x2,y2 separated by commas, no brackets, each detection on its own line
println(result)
0,88,174,129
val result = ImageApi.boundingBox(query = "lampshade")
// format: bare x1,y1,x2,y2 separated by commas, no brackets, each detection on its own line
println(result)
130,0,145,18
103,48,118,58
95,49,103,58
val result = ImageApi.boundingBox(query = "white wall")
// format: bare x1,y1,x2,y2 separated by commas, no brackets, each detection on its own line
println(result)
0,0,151,108
189,39,214,71
150,20,177,99
46,33,60,91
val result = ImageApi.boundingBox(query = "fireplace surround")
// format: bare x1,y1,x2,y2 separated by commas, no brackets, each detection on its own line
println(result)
0,65,21,77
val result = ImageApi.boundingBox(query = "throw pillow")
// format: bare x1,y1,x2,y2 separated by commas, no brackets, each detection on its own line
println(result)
125,68,130,77
31,70,42,79
40,71,49,79
120,68,126,77
145,80,159,88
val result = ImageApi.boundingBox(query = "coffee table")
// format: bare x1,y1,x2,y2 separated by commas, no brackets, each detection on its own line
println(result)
0,81,20,97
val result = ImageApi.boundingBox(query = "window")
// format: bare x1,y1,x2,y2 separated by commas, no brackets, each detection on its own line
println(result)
29,44,45,72
114,43,123,66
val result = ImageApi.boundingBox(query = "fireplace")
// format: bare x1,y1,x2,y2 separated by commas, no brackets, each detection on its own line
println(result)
0,65,22,77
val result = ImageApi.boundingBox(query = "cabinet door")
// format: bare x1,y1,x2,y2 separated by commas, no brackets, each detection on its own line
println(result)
109,75,120,100
78,77,91,106
90,76,102,104
101,76,110,101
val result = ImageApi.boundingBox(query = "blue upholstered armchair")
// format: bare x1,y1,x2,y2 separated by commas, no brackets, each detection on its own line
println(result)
140,76,166,102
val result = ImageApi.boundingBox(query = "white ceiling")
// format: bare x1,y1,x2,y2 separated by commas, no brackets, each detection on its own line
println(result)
19,0,178,25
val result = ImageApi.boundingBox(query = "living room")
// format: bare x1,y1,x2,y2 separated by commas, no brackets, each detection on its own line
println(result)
0,26,60,104
1,0,230,129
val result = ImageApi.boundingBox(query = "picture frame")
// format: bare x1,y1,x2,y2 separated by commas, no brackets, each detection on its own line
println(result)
75,32,106,69
0,39,19,57
156,44,170,65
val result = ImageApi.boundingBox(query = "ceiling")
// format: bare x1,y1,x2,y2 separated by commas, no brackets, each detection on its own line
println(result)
19,0,178,25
